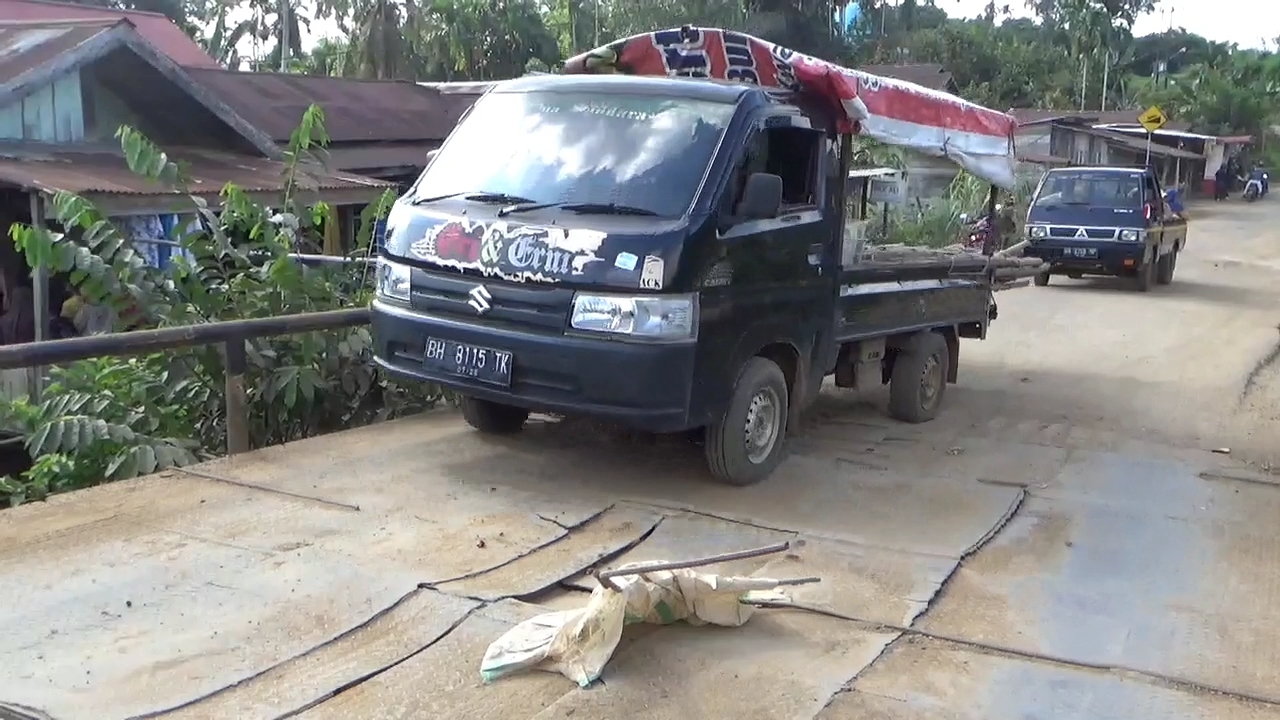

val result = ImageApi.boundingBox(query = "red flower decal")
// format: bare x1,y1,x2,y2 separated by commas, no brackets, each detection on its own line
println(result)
432,222,481,263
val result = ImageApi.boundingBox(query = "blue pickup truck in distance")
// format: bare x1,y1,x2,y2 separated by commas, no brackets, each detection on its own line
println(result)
1023,166,1188,292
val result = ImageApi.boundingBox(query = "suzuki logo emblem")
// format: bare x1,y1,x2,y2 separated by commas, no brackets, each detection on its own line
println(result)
1074,228,1088,239
467,285,493,315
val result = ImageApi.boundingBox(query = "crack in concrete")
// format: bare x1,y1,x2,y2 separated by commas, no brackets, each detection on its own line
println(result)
762,600,1280,710
271,603,484,720
424,504,616,586
815,486,1028,715
174,467,362,512
128,587,482,720
0,702,57,720
1240,324,1280,402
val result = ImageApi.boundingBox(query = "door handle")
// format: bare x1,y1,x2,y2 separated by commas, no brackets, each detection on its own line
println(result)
808,243,824,255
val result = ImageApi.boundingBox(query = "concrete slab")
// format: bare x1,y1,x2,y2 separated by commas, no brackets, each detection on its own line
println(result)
819,636,1280,720
527,611,898,720
297,600,576,719
920,450,1280,702
150,588,478,719
564,512,796,591
752,536,959,627
435,505,663,600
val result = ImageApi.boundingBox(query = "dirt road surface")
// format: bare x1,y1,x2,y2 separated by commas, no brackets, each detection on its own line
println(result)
2,200,1279,720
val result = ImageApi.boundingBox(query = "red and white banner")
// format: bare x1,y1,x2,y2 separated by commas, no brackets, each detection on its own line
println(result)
563,28,1019,188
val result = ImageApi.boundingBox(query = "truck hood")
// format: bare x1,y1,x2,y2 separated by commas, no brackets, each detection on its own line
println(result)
1027,204,1143,228
381,203,687,291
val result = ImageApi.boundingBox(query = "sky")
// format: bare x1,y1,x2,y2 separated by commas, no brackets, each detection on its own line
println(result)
946,0,1270,49
296,0,1268,55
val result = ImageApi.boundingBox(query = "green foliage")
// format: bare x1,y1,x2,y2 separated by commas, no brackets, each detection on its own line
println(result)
0,104,438,506
870,170,1034,248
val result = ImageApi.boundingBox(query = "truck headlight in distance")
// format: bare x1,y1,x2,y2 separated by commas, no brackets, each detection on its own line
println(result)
1028,225,1048,240
376,258,411,303
570,293,698,340
1119,229,1140,242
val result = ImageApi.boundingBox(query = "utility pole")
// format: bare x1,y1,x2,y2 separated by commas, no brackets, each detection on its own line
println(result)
279,0,291,71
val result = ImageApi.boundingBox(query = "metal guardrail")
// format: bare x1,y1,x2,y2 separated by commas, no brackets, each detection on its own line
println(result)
0,308,372,456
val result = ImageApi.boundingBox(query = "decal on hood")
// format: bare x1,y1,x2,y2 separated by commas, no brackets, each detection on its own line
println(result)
407,217,607,283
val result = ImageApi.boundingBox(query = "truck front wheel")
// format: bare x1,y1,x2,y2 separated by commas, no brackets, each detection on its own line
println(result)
705,357,790,486
888,332,949,423
461,396,529,434
1136,258,1155,292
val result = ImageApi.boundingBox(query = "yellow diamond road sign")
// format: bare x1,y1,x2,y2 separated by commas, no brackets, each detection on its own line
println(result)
1138,105,1168,133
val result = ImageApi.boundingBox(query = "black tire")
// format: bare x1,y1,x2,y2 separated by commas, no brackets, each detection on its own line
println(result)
1066,272,1083,280
1135,258,1155,292
888,332,949,424
704,356,790,486
1033,271,1050,287
1156,248,1177,285
461,396,529,434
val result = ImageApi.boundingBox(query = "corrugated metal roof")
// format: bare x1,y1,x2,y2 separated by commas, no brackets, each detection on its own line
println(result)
0,0,217,67
1010,108,1193,132
324,142,437,174
189,69,458,144
0,145,391,198
859,63,956,92
0,19,113,83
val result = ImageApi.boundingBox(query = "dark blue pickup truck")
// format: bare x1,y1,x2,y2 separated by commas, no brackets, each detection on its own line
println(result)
1023,166,1188,291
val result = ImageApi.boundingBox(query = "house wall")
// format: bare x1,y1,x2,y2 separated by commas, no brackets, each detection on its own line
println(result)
1049,125,1107,165
0,70,85,142
0,68,142,144
1016,126,1052,157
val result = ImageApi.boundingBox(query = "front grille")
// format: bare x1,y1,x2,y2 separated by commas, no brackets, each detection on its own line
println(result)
409,269,573,334
1048,226,1117,240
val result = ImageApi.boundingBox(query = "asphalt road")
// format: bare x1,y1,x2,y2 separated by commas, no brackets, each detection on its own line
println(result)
2,198,1279,720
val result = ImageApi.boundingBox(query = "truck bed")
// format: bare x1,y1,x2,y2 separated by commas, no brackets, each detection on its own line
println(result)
835,244,1004,343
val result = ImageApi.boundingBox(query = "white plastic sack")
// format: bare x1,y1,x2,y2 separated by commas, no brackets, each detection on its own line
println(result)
480,566,796,687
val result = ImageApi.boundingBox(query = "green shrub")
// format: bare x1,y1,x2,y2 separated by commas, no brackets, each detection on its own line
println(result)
0,105,442,506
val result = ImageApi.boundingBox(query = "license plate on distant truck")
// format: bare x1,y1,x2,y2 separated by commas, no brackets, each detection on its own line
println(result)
424,338,513,386
1068,247,1098,258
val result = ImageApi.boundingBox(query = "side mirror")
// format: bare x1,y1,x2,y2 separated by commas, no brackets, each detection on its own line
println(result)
425,149,440,166
958,213,970,224
738,172,783,221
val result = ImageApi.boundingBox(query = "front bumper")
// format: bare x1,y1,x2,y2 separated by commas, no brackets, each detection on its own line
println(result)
371,300,698,432
1025,241,1146,275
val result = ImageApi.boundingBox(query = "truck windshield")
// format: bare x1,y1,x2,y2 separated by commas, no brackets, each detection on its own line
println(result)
1034,171,1145,208
409,90,735,218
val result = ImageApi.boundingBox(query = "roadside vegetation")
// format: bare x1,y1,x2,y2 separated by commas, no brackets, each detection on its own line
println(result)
0,107,442,506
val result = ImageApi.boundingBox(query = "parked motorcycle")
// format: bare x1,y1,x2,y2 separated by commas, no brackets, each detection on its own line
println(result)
959,204,1009,251
1244,178,1262,202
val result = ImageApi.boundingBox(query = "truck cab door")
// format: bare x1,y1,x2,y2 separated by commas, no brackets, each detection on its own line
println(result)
697,111,833,416
1142,173,1168,259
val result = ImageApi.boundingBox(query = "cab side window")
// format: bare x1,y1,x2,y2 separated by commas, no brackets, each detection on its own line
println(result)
728,124,823,217
1143,175,1164,215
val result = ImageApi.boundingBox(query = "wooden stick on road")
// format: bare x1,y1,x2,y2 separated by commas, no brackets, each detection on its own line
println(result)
594,541,808,591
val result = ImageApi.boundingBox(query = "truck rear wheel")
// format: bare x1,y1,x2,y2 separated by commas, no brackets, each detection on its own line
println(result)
461,396,529,434
705,356,789,486
1156,249,1177,285
1033,271,1050,286
888,332,949,423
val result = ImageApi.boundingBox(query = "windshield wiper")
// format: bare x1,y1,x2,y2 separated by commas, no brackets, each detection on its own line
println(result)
410,191,537,206
498,201,661,218
559,202,659,216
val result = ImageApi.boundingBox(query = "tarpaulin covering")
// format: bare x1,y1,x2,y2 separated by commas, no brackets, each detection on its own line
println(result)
563,28,1019,189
